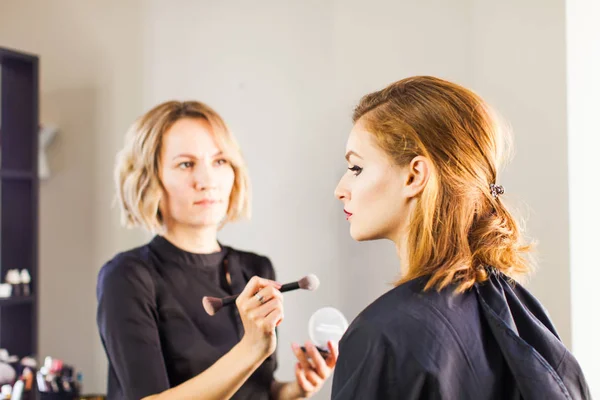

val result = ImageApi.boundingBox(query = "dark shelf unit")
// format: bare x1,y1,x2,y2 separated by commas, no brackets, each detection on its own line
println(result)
0,46,39,359
0,295,35,307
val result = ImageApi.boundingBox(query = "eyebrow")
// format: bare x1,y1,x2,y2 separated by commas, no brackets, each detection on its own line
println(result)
345,150,362,161
172,151,223,160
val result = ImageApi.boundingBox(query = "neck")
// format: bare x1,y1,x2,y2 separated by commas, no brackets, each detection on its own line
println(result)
163,224,220,254
393,236,409,274
393,198,417,274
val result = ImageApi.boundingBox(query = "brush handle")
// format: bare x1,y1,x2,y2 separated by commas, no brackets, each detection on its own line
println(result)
220,280,301,308
222,295,237,307
280,281,301,292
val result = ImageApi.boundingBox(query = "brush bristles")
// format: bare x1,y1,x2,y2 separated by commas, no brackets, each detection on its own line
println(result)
298,274,320,291
202,296,223,316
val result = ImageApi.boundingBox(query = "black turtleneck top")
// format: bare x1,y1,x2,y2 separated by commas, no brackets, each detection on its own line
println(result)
96,235,277,400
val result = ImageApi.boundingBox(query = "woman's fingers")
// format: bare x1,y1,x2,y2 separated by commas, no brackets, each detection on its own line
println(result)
305,342,329,379
326,340,339,368
295,363,316,393
262,305,284,331
304,368,321,387
236,276,281,307
292,343,313,370
254,285,283,308
235,276,283,358
244,287,283,319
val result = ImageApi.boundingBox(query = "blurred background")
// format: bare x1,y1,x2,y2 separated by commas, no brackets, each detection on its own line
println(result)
0,0,598,398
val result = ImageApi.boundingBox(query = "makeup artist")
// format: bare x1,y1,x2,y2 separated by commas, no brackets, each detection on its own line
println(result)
96,101,337,400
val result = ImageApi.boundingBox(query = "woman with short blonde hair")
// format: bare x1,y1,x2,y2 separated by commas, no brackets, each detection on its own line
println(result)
114,101,250,234
97,101,337,400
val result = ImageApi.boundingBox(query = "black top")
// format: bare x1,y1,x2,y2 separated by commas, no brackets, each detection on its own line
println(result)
331,271,591,400
96,236,277,400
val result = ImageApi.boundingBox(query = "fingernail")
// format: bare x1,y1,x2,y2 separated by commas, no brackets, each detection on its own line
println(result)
291,343,299,351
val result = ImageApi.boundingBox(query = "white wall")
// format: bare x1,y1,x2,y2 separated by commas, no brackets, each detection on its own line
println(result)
566,0,600,396
0,1,587,398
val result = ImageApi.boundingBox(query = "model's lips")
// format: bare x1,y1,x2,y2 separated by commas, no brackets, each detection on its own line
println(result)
344,209,353,220
194,199,219,206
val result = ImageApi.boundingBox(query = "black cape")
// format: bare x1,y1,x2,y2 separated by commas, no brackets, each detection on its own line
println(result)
331,272,591,399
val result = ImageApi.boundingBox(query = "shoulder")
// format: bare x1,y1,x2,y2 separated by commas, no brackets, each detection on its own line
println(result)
351,276,437,326
97,244,156,296
223,245,276,279
345,276,477,353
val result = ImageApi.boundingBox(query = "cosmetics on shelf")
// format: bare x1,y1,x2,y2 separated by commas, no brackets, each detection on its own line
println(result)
0,350,85,400
0,269,32,298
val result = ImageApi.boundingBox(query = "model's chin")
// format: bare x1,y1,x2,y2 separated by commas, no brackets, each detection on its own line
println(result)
349,224,373,242
187,213,227,228
349,221,388,242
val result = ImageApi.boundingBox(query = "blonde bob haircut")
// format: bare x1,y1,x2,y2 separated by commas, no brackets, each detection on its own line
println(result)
114,101,251,235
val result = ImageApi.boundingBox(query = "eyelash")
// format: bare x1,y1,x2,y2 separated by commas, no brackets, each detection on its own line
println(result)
177,159,229,169
178,161,194,169
348,165,363,176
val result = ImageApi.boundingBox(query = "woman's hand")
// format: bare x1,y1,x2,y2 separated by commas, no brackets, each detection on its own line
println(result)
290,340,339,398
236,276,284,360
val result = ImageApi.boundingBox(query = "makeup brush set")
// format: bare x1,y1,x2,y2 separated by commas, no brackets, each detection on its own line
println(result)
0,349,36,400
0,352,85,400
35,356,83,399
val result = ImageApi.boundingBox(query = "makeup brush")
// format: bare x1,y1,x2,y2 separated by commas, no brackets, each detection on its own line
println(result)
203,274,320,316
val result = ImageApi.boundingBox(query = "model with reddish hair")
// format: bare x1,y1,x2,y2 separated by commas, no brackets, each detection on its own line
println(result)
332,76,590,399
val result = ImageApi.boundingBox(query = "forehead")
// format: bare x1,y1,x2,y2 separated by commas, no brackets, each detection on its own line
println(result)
162,118,221,156
347,120,381,157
